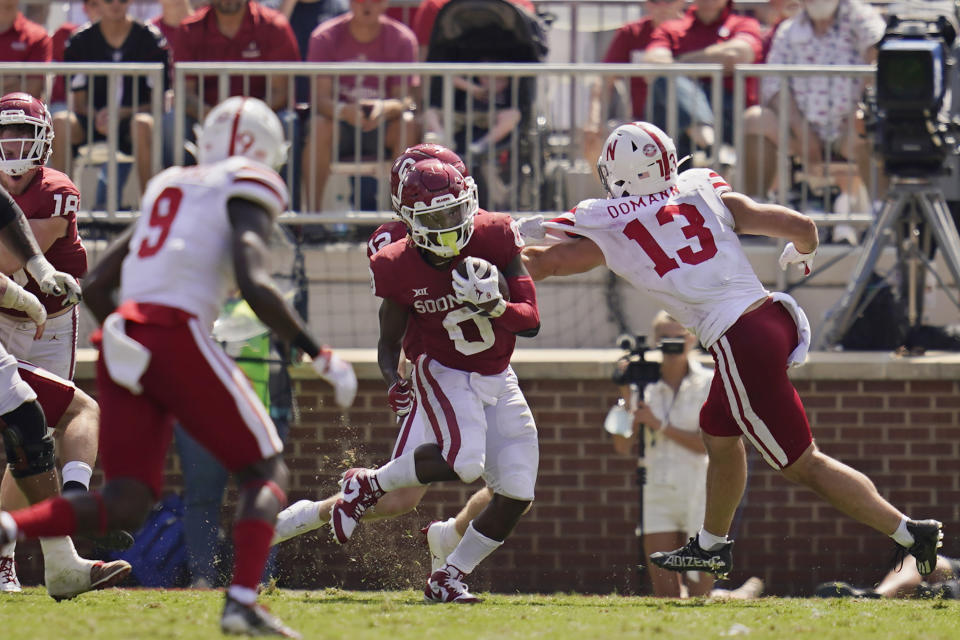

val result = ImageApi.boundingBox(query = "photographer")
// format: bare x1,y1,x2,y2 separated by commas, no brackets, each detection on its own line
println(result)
612,311,714,597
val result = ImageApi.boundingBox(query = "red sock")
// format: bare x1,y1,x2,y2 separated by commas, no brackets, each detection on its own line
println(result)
231,519,274,591
11,496,78,539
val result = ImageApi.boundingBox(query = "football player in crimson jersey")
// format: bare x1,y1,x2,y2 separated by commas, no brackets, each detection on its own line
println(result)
521,121,943,580
273,145,496,568
0,97,357,638
324,157,540,603
0,93,132,596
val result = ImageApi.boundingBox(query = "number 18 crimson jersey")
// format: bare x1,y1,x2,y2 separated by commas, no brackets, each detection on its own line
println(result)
370,211,524,375
545,168,768,349
120,157,288,329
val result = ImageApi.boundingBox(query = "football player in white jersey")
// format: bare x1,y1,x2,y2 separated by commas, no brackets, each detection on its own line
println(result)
0,97,357,638
522,121,944,581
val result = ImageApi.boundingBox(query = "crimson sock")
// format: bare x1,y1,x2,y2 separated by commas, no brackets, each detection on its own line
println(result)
230,519,274,591
11,496,78,539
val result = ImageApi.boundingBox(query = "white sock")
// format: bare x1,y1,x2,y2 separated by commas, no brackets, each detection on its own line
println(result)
371,453,423,492
445,522,503,574
698,528,729,551
227,585,257,605
0,513,17,547
891,516,915,547
1,541,14,557
61,461,93,490
39,536,82,568
437,517,462,549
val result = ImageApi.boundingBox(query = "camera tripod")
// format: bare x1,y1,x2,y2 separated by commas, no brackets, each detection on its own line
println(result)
816,177,960,349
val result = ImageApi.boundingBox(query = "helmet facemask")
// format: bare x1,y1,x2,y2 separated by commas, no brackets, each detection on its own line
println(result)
402,189,478,258
0,118,52,177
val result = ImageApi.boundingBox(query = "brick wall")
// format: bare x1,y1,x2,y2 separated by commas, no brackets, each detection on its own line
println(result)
7,353,960,597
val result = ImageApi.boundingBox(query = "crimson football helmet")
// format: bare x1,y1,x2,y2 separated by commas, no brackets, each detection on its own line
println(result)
390,143,473,213
597,121,677,198
398,158,478,258
0,92,54,176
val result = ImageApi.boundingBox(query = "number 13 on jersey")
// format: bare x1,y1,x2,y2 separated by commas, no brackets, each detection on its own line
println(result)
622,203,717,277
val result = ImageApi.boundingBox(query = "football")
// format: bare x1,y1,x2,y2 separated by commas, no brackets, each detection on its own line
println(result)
454,257,511,301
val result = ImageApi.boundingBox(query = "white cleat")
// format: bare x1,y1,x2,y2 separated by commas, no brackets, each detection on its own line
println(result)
0,554,21,593
272,500,324,545
46,558,132,601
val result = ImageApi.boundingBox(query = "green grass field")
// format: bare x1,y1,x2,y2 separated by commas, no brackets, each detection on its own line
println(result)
1,587,957,640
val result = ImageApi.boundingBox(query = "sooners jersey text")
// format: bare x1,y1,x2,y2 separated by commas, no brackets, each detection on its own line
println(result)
370,212,524,375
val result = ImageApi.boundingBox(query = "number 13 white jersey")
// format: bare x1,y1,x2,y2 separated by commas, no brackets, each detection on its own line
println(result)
545,169,768,349
120,156,288,330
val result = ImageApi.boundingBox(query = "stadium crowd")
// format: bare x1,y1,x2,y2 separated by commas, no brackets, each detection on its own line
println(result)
0,0,893,225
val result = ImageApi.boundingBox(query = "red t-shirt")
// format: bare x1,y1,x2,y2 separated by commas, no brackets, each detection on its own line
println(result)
50,22,77,104
604,16,657,119
411,0,536,47
306,13,418,102
647,3,763,104
0,12,51,63
370,211,524,375
9,167,87,317
175,2,300,106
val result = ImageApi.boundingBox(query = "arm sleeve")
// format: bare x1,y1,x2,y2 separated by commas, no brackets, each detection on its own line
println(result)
494,275,539,334
645,24,674,54
853,3,886,56
30,34,53,62
0,188,24,229
730,18,764,63
603,27,632,63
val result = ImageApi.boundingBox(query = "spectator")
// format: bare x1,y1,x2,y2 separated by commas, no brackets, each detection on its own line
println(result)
170,0,301,205
644,0,764,158
52,0,169,200
304,0,418,211
610,311,714,597
148,0,193,46
583,0,686,164
758,0,802,60
278,0,349,105
410,0,535,59
50,0,104,114
0,0,52,99
741,0,884,205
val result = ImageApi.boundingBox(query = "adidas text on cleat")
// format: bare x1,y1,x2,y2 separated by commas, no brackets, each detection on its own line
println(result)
650,537,734,579
424,565,480,604
902,519,944,576
221,595,302,638
329,468,384,545
0,555,21,592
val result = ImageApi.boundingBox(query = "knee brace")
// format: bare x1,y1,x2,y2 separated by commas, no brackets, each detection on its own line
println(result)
1,401,54,478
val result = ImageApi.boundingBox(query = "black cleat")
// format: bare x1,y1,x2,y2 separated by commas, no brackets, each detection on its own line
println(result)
80,529,135,551
893,519,944,577
916,579,960,600
220,595,302,638
650,537,734,579
814,581,881,599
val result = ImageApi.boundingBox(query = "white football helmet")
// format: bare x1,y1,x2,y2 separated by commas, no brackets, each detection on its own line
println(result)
597,121,678,198
195,96,288,170
0,92,54,176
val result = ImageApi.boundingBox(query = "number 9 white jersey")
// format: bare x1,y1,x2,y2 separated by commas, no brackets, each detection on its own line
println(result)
120,157,288,329
544,168,768,349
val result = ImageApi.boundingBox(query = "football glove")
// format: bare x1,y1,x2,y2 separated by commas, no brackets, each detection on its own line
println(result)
312,348,357,408
517,214,545,240
387,379,414,416
25,255,82,305
778,242,816,276
0,275,46,332
451,257,504,308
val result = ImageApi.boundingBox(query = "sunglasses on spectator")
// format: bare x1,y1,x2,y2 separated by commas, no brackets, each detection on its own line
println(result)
102,0,131,4
647,0,678,4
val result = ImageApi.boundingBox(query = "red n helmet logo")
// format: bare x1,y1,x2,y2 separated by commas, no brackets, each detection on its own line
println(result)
605,139,618,161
